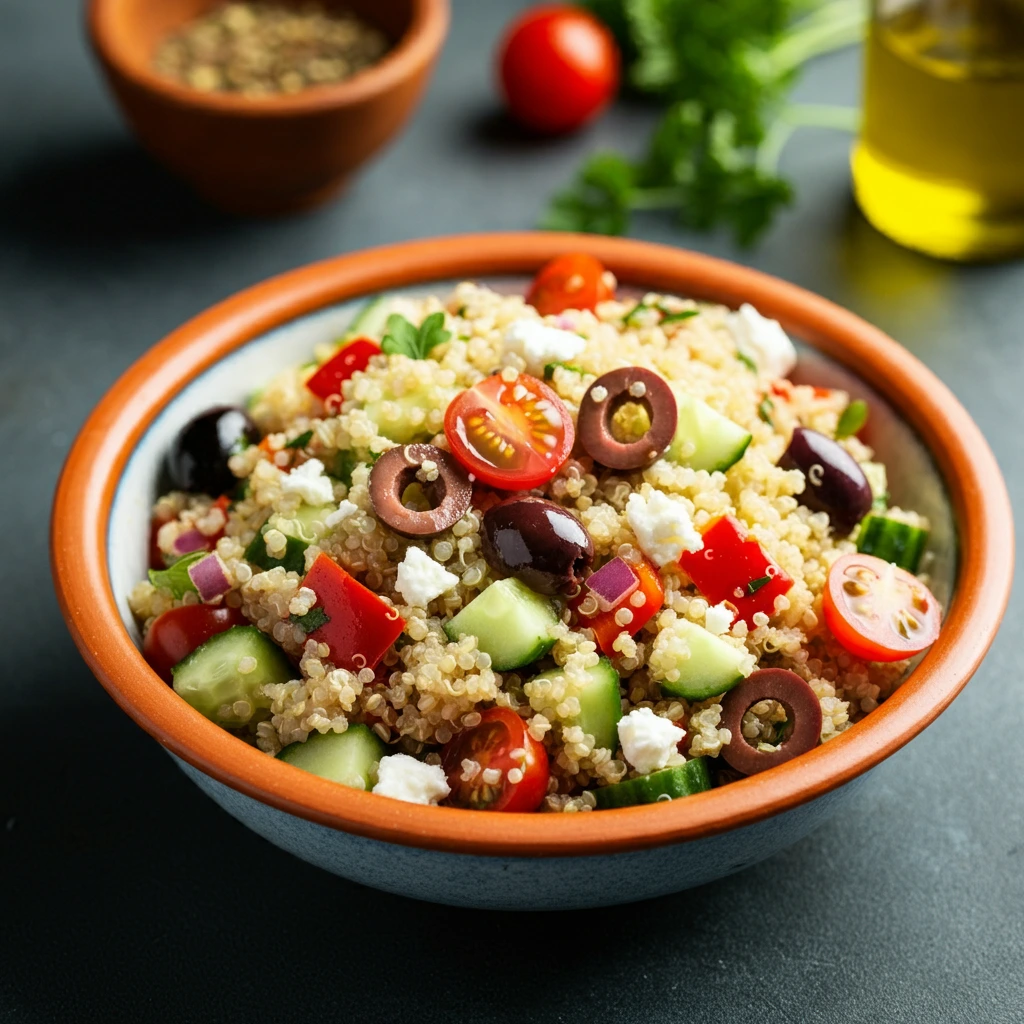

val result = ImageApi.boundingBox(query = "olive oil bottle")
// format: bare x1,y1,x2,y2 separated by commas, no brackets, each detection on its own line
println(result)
853,0,1024,260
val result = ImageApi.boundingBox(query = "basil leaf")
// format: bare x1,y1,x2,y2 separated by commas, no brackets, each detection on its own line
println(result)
148,550,204,598
381,314,420,359
417,311,451,357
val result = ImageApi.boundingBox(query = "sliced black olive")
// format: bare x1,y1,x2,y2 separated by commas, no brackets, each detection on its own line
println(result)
166,406,260,497
369,443,472,537
577,367,678,470
719,669,823,776
779,426,872,534
481,496,594,595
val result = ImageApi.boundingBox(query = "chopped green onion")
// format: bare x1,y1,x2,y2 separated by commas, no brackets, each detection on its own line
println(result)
836,399,869,439
758,396,774,426
285,429,314,449
746,574,772,595
737,352,758,373
658,307,699,324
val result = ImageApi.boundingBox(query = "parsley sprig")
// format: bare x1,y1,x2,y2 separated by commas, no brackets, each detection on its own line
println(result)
381,312,451,360
544,0,863,245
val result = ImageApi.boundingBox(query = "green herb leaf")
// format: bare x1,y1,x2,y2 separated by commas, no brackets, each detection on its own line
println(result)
290,606,330,633
381,312,451,361
544,362,585,381
148,550,204,598
659,307,699,324
737,352,758,373
285,429,314,449
747,574,772,595
624,301,652,326
758,396,775,426
836,399,869,439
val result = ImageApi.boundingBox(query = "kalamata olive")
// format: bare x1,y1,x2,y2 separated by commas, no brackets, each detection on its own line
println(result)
779,426,872,534
481,496,594,595
369,443,472,537
166,406,260,497
577,367,678,470
720,668,823,776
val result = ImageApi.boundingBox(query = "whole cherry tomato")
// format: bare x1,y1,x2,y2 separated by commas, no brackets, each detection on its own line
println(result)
526,253,615,316
498,5,620,134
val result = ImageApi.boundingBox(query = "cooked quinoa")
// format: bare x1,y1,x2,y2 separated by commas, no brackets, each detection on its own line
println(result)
130,274,938,813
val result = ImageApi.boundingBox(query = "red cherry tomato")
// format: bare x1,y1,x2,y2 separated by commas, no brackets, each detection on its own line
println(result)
143,604,248,682
498,5,620,134
571,558,664,656
305,338,381,400
441,707,549,812
526,253,615,317
444,372,574,490
823,553,941,663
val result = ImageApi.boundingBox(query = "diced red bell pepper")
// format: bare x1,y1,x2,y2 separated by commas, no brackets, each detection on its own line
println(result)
305,338,382,400
572,558,665,656
679,515,792,626
302,553,404,671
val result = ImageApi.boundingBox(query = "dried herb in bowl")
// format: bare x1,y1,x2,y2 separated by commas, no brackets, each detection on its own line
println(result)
153,1,390,97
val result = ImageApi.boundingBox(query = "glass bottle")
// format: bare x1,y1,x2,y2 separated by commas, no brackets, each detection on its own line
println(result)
852,0,1024,260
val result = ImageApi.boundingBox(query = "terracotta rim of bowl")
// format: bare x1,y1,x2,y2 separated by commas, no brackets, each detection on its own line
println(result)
51,232,1014,858
87,0,450,116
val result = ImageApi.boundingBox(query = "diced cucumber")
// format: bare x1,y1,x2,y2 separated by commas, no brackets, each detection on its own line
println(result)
172,625,292,725
344,296,392,341
856,514,929,572
529,656,622,750
657,620,749,701
278,723,386,791
863,461,888,510
444,578,559,671
666,393,752,473
244,504,335,574
362,384,461,444
594,758,711,809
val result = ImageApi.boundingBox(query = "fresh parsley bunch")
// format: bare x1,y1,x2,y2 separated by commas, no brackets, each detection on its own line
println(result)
544,0,862,244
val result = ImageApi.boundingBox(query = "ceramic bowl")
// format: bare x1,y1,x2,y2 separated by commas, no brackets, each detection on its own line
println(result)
87,0,449,215
51,233,1013,910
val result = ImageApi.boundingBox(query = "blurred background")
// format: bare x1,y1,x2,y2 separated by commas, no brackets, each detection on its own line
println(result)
2,1,1023,1022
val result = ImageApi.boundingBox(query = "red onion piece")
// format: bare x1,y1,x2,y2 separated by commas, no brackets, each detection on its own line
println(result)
173,528,209,555
187,553,232,603
585,556,639,612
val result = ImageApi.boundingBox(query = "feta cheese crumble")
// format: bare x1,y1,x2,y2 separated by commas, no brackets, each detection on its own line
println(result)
281,458,334,506
372,753,451,805
617,708,684,776
705,602,736,636
504,319,586,375
325,500,359,528
395,545,459,607
625,490,703,567
727,303,797,380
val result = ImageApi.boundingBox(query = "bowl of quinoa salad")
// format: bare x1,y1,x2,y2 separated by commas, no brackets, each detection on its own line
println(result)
52,234,1012,909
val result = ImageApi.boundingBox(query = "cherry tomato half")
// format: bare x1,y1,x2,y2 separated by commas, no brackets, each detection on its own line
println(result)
444,372,575,490
143,604,248,682
526,253,615,317
442,707,550,812
823,553,941,663
498,4,619,134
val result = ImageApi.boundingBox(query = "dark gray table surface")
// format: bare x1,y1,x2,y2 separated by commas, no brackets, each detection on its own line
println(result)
2,1,1022,1021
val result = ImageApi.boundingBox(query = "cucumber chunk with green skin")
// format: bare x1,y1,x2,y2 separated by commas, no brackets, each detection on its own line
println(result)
529,657,622,750
278,724,386,791
344,296,392,341
666,393,752,473
594,758,712,809
856,514,929,572
172,626,292,725
444,578,559,671
657,620,749,701
362,385,461,444
244,504,335,574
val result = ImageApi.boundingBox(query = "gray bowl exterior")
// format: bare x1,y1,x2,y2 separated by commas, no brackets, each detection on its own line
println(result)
174,755,869,910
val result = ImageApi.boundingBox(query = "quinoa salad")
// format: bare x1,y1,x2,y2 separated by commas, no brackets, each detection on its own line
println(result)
129,252,943,813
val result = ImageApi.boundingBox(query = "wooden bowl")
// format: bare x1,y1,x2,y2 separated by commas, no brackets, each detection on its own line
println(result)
87,0,449,215
51,234,1014,908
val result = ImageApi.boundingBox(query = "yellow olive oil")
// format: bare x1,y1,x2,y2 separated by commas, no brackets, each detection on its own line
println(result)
853,1,1024,260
